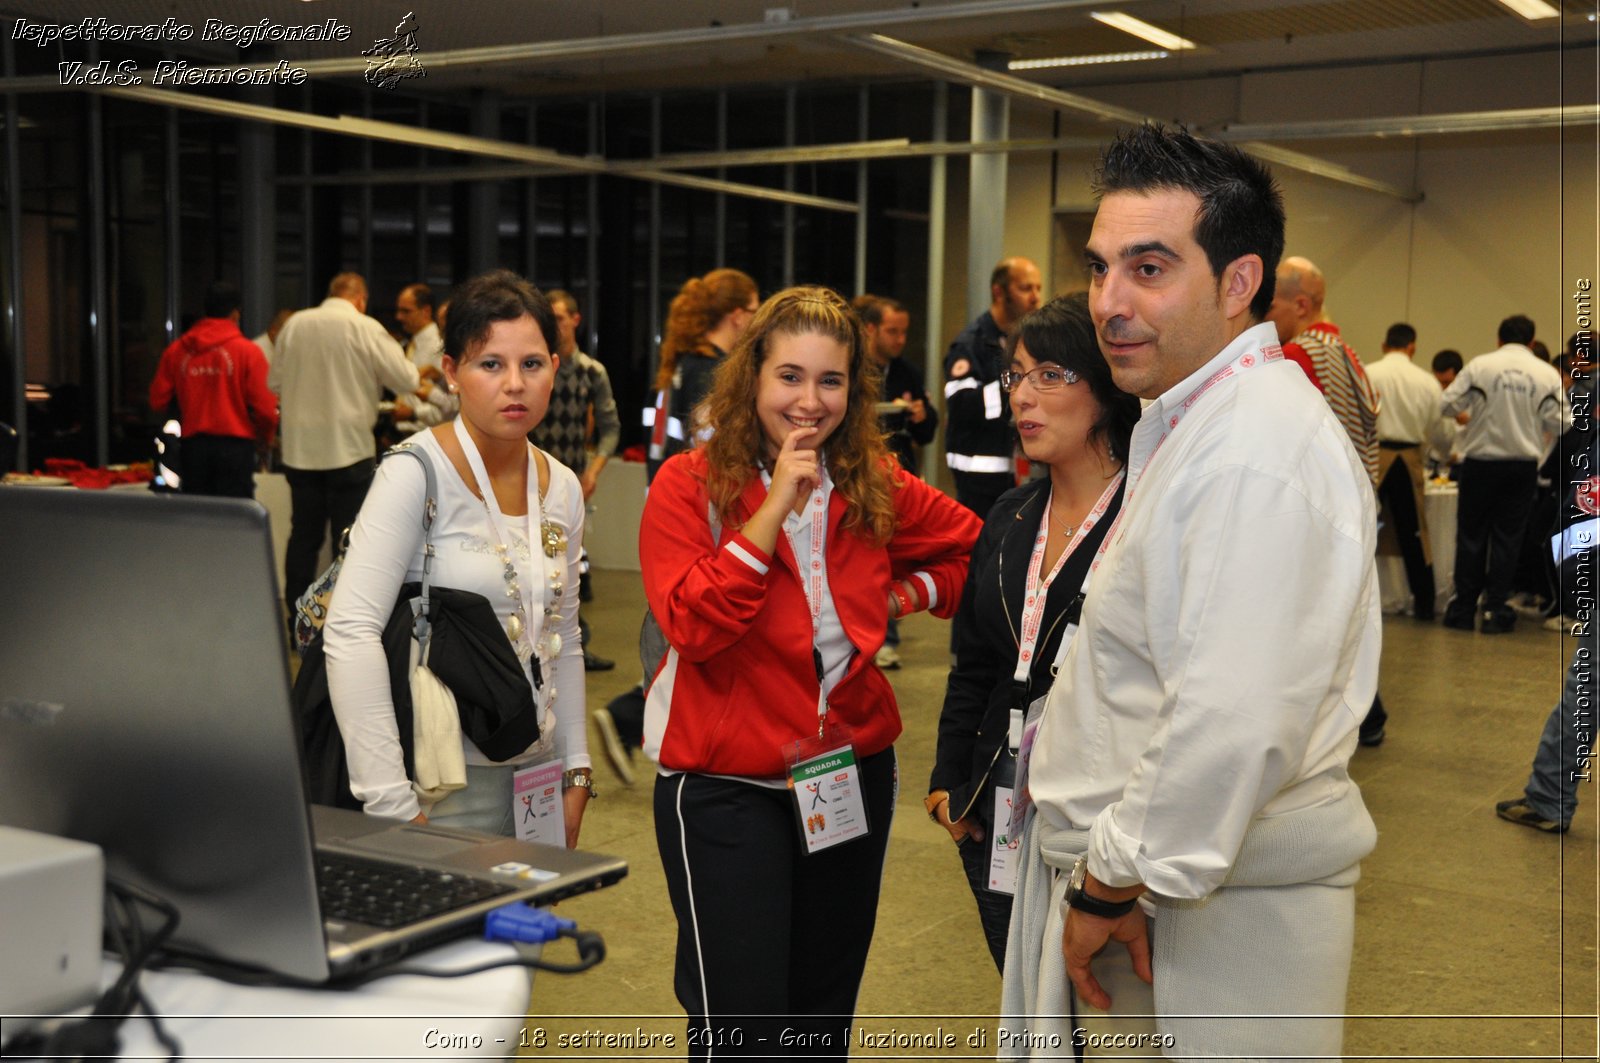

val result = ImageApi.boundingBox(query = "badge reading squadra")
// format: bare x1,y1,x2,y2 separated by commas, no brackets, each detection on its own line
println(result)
540,519,567,559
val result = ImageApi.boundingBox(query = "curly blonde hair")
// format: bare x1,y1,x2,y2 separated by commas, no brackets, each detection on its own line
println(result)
700,286,898,545
654,268,759,391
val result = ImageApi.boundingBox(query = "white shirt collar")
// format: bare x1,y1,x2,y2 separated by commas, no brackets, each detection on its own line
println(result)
1129,321,1279,481
1147,321,1280,420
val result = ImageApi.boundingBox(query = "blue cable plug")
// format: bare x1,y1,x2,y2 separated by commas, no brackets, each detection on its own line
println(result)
484,903,576,944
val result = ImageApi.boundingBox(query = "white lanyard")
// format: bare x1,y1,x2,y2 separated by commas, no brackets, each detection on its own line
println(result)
1011,472,1124,686
761,468,831,640
452,417,543,653
761,467,832,725
1089,343,1284,576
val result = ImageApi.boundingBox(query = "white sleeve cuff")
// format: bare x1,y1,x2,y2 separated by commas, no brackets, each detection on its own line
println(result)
914,571,937,611
727,540,769,575
360,781,422,823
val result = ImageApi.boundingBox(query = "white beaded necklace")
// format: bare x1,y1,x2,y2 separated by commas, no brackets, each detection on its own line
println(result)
452,419,566,671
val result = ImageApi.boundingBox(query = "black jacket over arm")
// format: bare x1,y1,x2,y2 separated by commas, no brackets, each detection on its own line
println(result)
931,476,1123,830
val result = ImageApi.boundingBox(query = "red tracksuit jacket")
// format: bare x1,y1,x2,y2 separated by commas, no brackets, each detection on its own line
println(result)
641,448,982,778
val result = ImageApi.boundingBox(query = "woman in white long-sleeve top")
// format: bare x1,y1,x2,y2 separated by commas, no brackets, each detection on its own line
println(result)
324,270,591,845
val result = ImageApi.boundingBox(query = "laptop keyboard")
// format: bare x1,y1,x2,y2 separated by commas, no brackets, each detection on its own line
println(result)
317,853,517,929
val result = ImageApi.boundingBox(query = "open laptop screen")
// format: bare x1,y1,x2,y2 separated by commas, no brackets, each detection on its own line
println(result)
0,489,334,981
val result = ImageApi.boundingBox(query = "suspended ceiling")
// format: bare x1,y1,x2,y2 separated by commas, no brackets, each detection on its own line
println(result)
3,0,1594,99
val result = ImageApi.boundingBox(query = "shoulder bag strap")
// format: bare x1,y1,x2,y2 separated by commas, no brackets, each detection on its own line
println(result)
382,443,438,646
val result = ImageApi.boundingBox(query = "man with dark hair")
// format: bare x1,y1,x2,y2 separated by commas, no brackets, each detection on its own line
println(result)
1366,322,1452,622
1439,315,1569,633
270,272,419,618
1385,322,1417,350
857,294,938,478
149,280,279,498
531,289,621,673
392,282,456,428
855,293,938,669
943,256,1041,517
1007,126,1378,1058
1432,348,1464,389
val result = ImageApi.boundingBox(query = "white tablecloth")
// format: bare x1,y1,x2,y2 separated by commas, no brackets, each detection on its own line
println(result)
97,938,532,1060
1378,482,1458,615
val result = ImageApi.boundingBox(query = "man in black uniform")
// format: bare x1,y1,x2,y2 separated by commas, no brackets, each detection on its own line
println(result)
943,257,1042,518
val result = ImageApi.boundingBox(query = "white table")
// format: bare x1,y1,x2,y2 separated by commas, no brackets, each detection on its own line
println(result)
99,938,532,1060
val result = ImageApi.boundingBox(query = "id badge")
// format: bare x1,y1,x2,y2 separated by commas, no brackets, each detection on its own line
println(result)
1009,695,1047,842
988,785,1020,895
512,759,565,848
785,724,869,855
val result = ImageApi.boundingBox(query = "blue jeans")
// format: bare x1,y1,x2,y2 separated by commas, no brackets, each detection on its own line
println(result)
428,763,516,836
1523,643,1596,828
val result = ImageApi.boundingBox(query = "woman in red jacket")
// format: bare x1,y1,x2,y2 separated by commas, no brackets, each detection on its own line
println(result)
640,286,981,1059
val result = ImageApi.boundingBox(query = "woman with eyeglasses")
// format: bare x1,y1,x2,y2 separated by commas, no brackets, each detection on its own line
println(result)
928,292,1140,969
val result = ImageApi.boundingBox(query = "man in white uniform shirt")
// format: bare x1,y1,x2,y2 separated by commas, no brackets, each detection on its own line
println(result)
1439,315,1570,634
269,272,419,618
1366,323,1453,620
392,282,457,426
1002,125,1379,1059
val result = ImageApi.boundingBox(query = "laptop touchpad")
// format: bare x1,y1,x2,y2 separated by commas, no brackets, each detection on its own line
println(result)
345,827,477,860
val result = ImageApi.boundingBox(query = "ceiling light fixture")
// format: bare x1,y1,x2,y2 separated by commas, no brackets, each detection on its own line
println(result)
1089,11,1197,50
1492,0,1561,18
1009,49,1169,69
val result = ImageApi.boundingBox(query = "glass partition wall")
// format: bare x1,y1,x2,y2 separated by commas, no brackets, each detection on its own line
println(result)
0,74,946,471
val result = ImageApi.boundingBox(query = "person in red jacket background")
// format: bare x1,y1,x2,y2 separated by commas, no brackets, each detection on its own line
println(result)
640,286,981,1060
149,280,278,498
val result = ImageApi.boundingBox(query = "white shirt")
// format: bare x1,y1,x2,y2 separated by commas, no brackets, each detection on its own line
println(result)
269,298,420,469
403,321,459,426
1440,343,1569,461
1367,351,1452,452
323,430,588,821
252,331,275,367
1030,323,1380,900
406,321,445,374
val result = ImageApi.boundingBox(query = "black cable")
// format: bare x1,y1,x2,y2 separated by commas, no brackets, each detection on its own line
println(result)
151,923,607,992
330,926,607,988
0,877,186,1062
134,987,181,1062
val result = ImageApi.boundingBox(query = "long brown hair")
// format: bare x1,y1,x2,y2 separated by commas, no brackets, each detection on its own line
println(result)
654,267,759,391
701,286,897,545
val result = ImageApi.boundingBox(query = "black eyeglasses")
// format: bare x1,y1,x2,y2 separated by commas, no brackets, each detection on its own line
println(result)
999,363,1080,393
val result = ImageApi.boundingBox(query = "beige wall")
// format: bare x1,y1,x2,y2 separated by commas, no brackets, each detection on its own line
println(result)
917,47,1594,488
1023,48,1600,368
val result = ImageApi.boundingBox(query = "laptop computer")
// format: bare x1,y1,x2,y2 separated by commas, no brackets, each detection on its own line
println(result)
0,486,626,984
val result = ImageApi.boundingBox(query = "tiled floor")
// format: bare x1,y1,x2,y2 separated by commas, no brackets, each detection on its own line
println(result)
538,568,1597,1060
